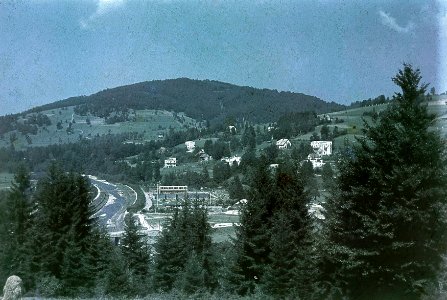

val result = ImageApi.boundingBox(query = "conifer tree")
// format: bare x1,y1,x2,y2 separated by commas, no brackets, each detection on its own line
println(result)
153,199,215,293
0,165,33,285
230,156,274,295
228,175,245,200
324,64,447,299
262,163,315,298
176,251,205,294
60,227,91,296
121,213,150,277
190,199,217,291
28,164,98,294
153,209,187,291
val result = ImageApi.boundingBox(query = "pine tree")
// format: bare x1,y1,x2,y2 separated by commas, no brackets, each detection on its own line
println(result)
102,248,132,296
28,164,98,294
324,64,447,299
0,165,33,286
230,156,274,295
121,213,150,277
152,199,215,293
190,199,217,291
242,125,256,150
262,163,315,298
60,227,90,296
228,175,245,200
176,251,205,295
153,209,188,292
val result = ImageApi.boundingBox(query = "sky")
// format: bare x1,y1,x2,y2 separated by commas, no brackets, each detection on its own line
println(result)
0,0,446,115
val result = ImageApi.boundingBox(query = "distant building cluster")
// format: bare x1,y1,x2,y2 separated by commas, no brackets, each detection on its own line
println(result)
308,141,332,169
221,156,241,166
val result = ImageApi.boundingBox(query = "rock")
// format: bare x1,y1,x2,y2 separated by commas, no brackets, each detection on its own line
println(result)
2,275,22,300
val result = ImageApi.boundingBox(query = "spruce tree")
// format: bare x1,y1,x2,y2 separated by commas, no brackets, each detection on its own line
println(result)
0,165,33,285
324,64,447,299
28,164,98,294
121,213,150,277
262,163,315,298
228,175,245,201
230,156,274,295
153,208,188,291
176,251,205,295
153,199,215,293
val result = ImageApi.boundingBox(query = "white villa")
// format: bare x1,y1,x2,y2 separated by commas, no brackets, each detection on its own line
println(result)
185,141,196,152
311,141,332,156
164,157,177,168
276,138,292,149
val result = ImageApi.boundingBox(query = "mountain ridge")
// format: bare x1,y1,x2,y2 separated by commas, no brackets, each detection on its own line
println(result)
21,78,345,123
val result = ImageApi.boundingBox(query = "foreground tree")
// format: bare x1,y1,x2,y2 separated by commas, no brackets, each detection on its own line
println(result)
323,64,447,299
228,158,316,297
0,165,33,286
121,213,150,295
262,163,315,298
152,199,215,293
27,164,100,295
228,157,273,295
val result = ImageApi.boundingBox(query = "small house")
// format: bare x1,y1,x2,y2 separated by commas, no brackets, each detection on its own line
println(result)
164,157,177,168
185,141,196,152
276,138,291,149
228,125,237,133
307,153,325,169
197,149,212,162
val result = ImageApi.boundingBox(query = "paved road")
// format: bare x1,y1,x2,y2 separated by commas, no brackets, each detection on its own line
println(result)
90,177,127,231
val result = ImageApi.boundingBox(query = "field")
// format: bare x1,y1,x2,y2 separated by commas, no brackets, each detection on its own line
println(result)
317,95,447,141
0,172,13,190
1,107,201,150
141,211,239,244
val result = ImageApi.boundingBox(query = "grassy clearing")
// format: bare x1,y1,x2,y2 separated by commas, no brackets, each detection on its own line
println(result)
208,213,239,224
0,172,13,190
141,211,239,244
212,226,237,243
0,107,200,150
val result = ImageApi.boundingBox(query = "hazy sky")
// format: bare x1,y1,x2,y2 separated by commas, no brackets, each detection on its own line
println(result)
0,0,446,115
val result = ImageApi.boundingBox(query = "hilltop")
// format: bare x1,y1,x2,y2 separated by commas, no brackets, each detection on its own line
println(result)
21,78,344,123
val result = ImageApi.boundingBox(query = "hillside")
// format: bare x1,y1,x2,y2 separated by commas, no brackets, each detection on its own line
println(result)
23,78,345,123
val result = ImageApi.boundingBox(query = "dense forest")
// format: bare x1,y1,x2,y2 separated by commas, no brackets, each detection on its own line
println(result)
1,65,447,299
20,78,344,124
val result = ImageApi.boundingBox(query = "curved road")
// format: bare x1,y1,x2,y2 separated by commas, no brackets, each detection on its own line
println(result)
89,177,127,232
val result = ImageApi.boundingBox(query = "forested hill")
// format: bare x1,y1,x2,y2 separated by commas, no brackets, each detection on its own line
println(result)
25,78,345,123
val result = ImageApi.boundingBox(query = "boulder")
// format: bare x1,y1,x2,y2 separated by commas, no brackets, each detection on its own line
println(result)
2,275,22,300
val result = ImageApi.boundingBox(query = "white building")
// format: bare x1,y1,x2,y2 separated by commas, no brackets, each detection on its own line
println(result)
197,149,212,162
228,125,237,133
185,141,196,152
164,157,177,168
308,203,325,220
307,154,325,169
221,156,241,166
311,141,332,156
276,138,292,149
